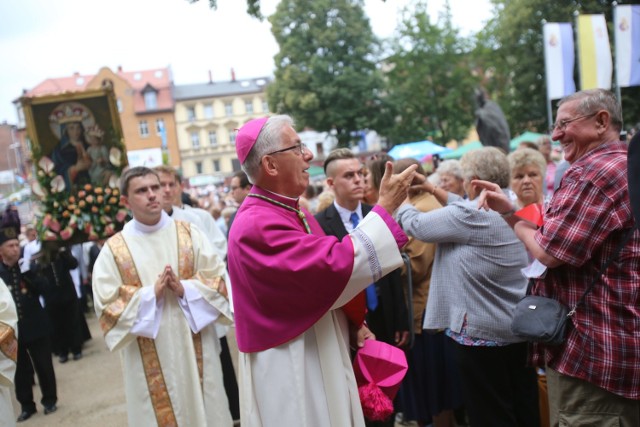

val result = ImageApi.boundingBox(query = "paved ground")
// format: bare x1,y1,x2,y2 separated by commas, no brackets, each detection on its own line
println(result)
9,312,416,426
10,312,128,426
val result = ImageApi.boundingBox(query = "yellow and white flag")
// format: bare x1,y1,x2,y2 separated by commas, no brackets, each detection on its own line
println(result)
577,14,613,90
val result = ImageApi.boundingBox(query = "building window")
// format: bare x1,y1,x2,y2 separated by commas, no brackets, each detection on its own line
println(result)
195,161,203,174
229,131,237,145
191,131,200,149
225,103,233,117
144,91,157,110
204,105,213,119
101,79,114,89
117,99,123,112
187,106,196,121
213,160,220,172
262,100,269,113
245,101,253,114
139,120,149,137
208,131,217,146
155,118,165,133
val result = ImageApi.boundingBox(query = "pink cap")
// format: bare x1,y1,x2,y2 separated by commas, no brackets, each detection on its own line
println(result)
353,339,408,421
236,117,269,164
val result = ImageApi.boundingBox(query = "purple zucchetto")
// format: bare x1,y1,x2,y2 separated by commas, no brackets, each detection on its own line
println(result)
235,117,269,164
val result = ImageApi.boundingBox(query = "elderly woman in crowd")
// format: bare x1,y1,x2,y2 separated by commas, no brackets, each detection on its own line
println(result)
435,160,465,198
393,158,463,427
396,147,539,427
508,147,547,209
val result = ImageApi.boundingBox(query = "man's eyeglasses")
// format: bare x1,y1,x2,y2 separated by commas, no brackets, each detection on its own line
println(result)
550,112,597,133
265,143,308,156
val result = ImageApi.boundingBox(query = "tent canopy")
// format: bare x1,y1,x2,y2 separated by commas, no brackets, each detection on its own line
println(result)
441,141,483,160
387,140,451,160
509,131,548,151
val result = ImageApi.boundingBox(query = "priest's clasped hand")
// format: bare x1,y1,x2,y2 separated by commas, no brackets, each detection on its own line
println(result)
154,265,185,299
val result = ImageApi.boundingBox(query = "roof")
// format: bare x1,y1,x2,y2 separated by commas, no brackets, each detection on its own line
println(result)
118,68,173,113
173,77,271,101
24,73,92,97
20,67,174,112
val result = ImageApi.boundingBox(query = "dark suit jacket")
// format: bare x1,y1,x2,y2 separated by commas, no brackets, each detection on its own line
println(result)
315,203,408,343
41,248,79,305
0,263,52,343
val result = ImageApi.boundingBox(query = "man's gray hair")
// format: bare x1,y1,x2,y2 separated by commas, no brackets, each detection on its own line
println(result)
241,115,295,182
558,89,622,132
459,146,510,189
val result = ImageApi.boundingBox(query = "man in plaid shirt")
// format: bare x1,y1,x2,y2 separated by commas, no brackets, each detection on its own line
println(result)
474,89,640,425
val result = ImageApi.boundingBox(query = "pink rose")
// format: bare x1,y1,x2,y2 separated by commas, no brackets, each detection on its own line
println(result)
60,227,74,240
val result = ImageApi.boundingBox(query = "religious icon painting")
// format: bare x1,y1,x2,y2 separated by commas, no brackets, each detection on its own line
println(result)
21,88,129,247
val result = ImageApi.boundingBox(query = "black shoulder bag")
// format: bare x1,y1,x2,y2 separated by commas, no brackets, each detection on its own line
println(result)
511,227,636,346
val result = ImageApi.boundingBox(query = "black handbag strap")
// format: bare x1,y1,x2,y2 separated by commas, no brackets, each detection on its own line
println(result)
568,225,637,316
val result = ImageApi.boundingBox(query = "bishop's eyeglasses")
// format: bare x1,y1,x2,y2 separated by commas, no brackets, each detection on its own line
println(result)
265,143,309,156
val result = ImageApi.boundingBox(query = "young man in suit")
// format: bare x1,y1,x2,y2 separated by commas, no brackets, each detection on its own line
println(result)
315,148,409,426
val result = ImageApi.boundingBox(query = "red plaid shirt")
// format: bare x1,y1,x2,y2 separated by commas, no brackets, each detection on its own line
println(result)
531,140,640,399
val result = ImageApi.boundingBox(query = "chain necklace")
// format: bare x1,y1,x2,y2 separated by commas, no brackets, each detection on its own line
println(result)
246,193,311,234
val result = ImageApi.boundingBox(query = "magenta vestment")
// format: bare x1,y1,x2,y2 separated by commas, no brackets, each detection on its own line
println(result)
228,185,407,352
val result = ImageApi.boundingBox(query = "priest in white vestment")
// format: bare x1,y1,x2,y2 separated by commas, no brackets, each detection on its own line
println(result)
227,116,417,426
93,167,233,427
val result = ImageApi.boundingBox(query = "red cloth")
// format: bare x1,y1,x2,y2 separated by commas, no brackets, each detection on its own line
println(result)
342,291,366,327
515,203,543,227
532,140,640,398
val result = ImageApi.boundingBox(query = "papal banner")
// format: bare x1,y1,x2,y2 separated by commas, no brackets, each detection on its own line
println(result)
577,14,613,90
543,22,576,100
615,4,640,88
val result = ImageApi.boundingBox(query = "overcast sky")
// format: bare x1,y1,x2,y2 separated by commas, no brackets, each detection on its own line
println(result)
0,0,492,124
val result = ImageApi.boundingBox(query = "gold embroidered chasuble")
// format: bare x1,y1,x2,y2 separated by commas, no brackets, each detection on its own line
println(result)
92,219,233,427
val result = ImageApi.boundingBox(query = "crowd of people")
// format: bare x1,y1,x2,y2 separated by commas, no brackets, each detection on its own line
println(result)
0,88,639,427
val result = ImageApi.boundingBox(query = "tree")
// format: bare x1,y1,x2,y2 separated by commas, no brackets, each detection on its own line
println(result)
477,0,640,134
380,1,480,146
266,0,384,145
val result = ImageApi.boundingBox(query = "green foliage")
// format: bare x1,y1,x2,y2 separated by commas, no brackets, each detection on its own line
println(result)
380,1,480,146
191,0,640,141
479,0,640,133
266,0,384,145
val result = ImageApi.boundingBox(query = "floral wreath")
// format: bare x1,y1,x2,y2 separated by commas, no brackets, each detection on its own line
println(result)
31,135,129,243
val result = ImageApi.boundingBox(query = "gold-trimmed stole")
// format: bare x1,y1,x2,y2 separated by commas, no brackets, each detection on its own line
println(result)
102,221,204,426
0,322,17,362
